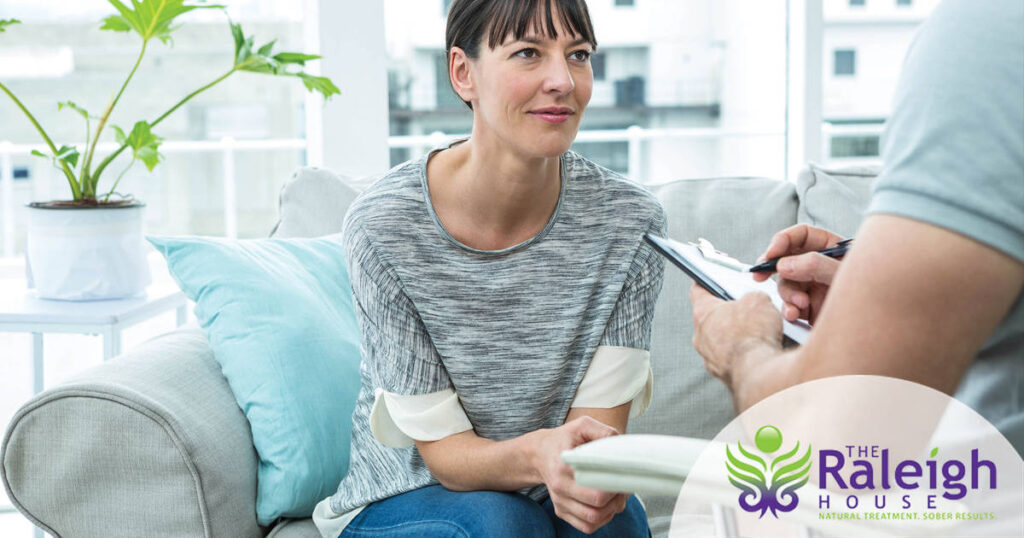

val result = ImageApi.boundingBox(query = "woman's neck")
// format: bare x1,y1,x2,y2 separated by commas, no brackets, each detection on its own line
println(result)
427,134,562,251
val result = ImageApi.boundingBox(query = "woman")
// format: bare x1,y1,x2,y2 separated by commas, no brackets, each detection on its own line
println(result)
314,1,666,536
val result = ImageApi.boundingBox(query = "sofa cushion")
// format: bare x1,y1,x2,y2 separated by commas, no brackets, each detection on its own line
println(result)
797,163,880,238
147,234,363,526
271,166,363,239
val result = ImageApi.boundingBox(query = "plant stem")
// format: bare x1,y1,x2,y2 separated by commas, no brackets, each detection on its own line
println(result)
81,39,148,196
92,67,236,181
0,81,82,199
104,157,135,203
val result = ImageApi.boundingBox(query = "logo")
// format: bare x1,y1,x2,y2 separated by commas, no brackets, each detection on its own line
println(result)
726,425,812,518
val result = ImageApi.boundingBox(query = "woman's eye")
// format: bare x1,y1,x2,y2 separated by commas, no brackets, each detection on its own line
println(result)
570,50,591,62
515,48,539,59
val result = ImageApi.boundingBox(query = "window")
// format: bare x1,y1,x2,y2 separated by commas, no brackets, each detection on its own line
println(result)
834,49,856,76
830,135,880,158
849,0,866,6
591,52,607,81
385,0,788,183
434,51,465,109
896,0,912,5
442,0,453,15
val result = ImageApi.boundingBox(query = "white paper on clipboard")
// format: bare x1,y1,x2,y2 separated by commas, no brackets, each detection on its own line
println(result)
651,235,812,344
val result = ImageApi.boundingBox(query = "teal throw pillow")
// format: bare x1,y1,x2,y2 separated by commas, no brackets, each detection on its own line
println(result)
148,234,361,526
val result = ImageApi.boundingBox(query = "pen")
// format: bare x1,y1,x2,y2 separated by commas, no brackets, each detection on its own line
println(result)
747,238,854,273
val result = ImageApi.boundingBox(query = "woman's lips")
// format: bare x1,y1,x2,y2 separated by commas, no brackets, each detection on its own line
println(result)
529,110,573,124
532,112,571,124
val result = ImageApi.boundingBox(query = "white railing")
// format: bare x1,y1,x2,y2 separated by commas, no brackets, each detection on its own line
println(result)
389,126,786,188
2,126,824,258
0,137,306,257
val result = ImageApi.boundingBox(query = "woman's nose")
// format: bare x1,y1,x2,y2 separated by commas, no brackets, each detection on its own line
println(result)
542,57,575,95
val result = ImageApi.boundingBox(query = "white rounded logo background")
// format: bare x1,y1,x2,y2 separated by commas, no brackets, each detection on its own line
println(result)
670,375,1024,537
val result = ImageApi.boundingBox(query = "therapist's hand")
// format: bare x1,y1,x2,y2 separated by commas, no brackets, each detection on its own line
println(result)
753,224,845,323
689,284,783,387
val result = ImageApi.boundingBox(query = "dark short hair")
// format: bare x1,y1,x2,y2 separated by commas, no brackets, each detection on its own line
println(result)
445,0,598,109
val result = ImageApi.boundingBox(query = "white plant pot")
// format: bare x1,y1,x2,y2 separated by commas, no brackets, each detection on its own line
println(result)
26,202,152,301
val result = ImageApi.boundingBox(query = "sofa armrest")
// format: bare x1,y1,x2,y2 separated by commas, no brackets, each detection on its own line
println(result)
1,328,263,538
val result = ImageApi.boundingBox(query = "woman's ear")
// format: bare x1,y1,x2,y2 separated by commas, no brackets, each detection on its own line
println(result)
449,46,476,104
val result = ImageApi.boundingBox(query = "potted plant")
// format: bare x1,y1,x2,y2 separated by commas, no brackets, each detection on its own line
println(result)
0,1,338,300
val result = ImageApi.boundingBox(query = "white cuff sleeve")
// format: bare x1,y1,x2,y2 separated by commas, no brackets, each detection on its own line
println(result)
369,387,474,448
570,346,653,418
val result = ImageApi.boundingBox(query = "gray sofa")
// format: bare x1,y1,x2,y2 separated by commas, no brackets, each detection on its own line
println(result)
1,163,877,537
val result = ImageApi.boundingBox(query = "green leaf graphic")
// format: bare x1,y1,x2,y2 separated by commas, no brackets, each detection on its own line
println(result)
737,441,767,471
727,444,766,484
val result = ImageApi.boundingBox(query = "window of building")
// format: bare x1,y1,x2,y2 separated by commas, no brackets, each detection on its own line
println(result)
896,0,912,6
834,49,856,76
849,0,866,6
442,0,453,15
434,51,465,109
591,52,607,81
830,135,880,158
386,0,788,183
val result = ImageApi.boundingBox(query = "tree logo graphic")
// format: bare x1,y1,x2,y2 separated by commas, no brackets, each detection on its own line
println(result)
725,425,812,518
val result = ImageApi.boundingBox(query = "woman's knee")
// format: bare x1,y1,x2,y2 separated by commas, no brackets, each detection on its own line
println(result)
453,490,554,538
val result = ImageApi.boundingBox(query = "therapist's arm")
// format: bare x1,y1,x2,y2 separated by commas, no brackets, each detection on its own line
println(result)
691,214,1024,411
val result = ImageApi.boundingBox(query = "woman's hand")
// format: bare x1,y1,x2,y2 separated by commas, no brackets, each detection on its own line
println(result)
753,224,846,323
531,416,629,534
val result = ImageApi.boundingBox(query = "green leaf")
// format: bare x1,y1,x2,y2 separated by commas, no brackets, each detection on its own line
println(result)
0,18,22,33
257,39,276,57
111,125,127,145
135,145,162,171
105,0,223,44
227,21,339,100
297,73,341,100
55,145,81,169
273,52,321,65
229,20,244,58
930,447,938,458
123,121,164,171
58,101,92,120
100,14,133,32
30,149,48,159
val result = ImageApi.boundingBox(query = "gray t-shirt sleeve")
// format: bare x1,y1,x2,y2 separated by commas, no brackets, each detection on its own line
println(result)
343,221,451,395
867,0,1024,263
599,210,668,350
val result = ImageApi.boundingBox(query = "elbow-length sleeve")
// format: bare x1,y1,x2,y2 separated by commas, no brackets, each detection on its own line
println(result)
344,223,473,448
572,212,668,418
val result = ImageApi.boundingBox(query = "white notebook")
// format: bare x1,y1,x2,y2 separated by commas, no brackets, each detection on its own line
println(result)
645,234,812,344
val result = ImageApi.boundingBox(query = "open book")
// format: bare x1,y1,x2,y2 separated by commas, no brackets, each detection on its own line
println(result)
645,234,811,344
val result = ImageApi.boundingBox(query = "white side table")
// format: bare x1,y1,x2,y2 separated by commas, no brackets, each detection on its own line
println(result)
0,257,188,395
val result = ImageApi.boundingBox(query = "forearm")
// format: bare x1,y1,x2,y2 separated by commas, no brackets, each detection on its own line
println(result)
728,342,803,412
415,429,545,492
565,402,630,434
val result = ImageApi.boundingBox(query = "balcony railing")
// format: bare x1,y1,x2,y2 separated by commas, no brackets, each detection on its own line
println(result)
1,125,884,259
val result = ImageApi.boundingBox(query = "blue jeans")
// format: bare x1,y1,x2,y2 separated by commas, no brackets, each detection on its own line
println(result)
340,485,650,537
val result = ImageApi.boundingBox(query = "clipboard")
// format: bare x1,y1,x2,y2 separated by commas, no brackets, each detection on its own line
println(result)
645,233,812,344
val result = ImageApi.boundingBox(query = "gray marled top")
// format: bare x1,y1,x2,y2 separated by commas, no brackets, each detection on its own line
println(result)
330,145,667,514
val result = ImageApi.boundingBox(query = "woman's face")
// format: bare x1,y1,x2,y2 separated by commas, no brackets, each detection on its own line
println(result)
456,17,594,159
